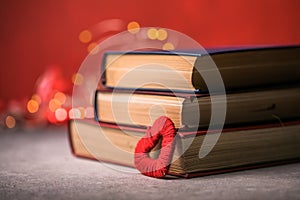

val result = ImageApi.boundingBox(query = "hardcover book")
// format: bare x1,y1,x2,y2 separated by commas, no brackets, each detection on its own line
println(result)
95,86,300,128
102,46,300,92
68,119,300,178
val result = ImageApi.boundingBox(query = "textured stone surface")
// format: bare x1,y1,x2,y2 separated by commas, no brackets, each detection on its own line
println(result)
0,127,300,200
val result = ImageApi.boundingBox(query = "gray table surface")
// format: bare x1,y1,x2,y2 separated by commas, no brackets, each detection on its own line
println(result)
0,126,300,200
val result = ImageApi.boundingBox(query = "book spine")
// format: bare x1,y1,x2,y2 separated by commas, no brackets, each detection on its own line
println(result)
67,120,76,156
100,52,108,86
94,90,100,122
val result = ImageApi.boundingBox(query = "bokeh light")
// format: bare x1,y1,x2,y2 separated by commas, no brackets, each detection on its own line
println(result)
85,106,94,118
79,30,92,43
55,108,68,122
162,42,175,50
31,94,42,105
146,28,168,41
72,73,84,86
69,108,81,119
78,107,86,119
157,29,168,41
127,21,140,34
54,92,66,105
147,28,157,40
5,115,16,129
27,99,39,113
49,99,61,112
87,42,99,54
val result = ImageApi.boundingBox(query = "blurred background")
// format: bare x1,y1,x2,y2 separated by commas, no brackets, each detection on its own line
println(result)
1,0,300,129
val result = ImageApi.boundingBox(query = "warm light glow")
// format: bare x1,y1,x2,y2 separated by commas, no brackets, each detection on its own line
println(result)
162,42,175,50
46,110,57,123
5,115,16,128
49,99,61,112
127,21,140,34
69,108,81,119
78,107,86,119
54,92,66,105
87,42,99,54
157,29,167,41
27,99,39,113
147,28,157,40
55,108,68,122
79,30,92,43
85,106,94,118
72,73,84,85
31,94,42,105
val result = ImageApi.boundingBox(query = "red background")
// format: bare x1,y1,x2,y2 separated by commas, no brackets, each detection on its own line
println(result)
1,0,300,103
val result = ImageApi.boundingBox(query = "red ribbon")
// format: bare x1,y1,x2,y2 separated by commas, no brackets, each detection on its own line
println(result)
134,116,176,178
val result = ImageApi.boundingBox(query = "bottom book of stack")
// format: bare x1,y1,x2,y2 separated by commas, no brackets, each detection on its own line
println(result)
68,119,300,178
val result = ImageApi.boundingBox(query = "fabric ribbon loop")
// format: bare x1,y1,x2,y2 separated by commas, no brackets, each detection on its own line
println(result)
134,116,176,178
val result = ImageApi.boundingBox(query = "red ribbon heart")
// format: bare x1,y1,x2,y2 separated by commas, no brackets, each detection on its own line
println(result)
134,116,176,178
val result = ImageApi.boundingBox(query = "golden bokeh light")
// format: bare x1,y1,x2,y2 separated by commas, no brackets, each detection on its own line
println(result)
55,108,68,122
31,94,42,105
79,30,92,43
157,29,168,41
87,42,99,54
127,21,140,34
54,92,66,105
5,115,16,129
27,99,39,113
72,73,84,86
78,107,86,119
147,28,158,40
162,42,175,50
49,99,61,112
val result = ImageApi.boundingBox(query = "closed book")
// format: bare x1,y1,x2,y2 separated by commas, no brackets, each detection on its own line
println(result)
95,86,300,128
102,46,300,92
68,119,300,178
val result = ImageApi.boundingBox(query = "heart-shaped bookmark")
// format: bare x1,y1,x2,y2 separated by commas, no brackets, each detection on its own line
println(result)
134,116,176,178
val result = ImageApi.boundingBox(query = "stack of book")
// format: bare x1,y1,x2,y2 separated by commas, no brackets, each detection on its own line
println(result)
69,46,300,178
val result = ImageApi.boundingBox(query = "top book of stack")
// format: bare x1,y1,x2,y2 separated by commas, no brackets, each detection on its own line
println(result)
101,46,300,92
